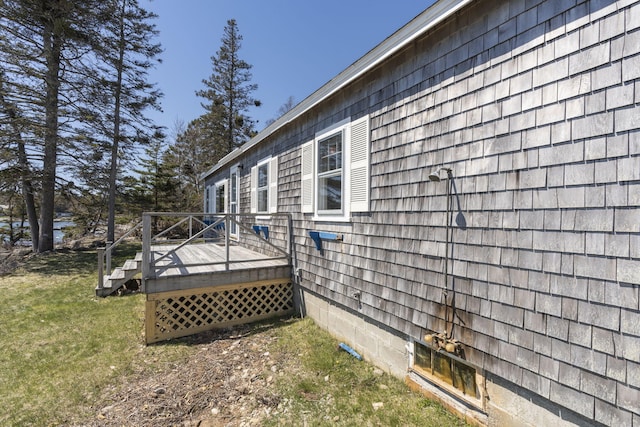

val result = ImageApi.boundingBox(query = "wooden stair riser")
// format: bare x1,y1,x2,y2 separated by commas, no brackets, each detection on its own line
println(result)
95,254,143,297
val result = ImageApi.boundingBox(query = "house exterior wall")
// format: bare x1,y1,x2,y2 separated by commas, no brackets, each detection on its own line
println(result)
204,0,640,425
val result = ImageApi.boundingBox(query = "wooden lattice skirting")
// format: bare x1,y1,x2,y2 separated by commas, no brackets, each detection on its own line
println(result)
145,279,294,344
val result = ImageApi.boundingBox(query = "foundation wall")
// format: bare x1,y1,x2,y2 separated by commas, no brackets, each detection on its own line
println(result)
303,290,603,426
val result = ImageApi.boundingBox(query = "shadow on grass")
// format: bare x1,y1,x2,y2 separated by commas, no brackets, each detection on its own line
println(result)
19,242,141,277
152,316,299,348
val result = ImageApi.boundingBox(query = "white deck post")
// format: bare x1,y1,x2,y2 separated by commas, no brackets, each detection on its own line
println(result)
97,247,105,290
225,214,230,271
142,213,151,291
286,214,292,266
105,241,112,274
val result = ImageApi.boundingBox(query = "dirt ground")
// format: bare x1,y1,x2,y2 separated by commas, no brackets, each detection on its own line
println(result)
0,244,297,427
83,322,296,427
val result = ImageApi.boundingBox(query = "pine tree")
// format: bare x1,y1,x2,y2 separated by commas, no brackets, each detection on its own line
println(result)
127,131,176,215
1,0,115,251
0,71,40,250
197,19,260,155
89,0,163,243
162,117,226,212
0,0,162,249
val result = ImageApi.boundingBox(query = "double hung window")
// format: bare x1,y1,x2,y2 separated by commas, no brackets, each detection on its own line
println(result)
204,177,230,214
317,132,343,213
214,179,227,213
229,165,240,237
301,115,370,220
251,157,279,214
257,162,269,213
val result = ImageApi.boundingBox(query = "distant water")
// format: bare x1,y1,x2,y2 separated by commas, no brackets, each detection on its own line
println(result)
0,220,73,245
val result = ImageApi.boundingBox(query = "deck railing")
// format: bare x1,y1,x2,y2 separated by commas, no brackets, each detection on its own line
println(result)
141,212,293,284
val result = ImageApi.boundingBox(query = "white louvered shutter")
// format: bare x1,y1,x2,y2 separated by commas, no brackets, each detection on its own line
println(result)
224,180,229,212
301,141,314,213
211,185,217,213
269,156,278,213
250,166,258,213
350,115,370,212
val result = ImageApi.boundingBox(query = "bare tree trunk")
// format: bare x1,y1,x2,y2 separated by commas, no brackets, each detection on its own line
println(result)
107,0,127,243
39,3,62,252
18,140,39,251
0,74,40,251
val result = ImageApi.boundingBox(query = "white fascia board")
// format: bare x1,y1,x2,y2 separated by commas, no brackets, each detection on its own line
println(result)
201,0,473,181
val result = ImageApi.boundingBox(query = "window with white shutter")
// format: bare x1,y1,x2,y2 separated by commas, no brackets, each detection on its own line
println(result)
350,116,370,212
250,165,258,214
317,131,343,214
251,156,279,214
268,157,278,213
301,141,314,213
214,179,228,213
300,115,370,220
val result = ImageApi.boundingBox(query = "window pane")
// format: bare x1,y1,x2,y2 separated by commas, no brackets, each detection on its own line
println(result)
414,342,431,371
230,172,237,202
433,351,453,386
318,174,342,211
258,188,268,213
319,140,329,172
318,133,342,173
258,164,268,188
453,362,478,398
216,186,225,213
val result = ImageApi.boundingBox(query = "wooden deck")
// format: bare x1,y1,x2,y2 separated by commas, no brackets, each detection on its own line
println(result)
98,213,295,343
150,242,289,278
144,242,292,294
144,241,294,343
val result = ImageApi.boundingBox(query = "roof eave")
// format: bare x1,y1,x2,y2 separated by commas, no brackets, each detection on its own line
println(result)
201,0,472,180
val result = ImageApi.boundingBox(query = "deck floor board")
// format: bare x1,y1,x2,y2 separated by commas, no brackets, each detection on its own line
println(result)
149,243,289,278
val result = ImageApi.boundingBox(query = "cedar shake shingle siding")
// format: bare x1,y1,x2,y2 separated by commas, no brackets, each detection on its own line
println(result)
204,0,640,424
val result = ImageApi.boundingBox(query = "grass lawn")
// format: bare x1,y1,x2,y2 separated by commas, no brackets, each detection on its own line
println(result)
0,243,189,426
0,245,466,426
264,319,467,427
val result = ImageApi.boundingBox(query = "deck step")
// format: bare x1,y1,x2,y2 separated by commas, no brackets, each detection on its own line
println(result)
96,254,143,297
101,275,112,288
123,259,138,271
109,267,125,281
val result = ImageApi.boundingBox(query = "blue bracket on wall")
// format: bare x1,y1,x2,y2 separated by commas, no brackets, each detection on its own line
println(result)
253,225,269,239
308,231,343,251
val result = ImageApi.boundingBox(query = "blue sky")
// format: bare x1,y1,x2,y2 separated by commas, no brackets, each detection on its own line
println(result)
141,1,433,136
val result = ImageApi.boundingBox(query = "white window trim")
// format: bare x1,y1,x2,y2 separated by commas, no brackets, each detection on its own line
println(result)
214,179,228,213
204,185,212,213
301,115,370,222
312,120,350,222
316,126,346,218
229,164,240,238
268,157,278,214
250,156,278,215
301,141,315,214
